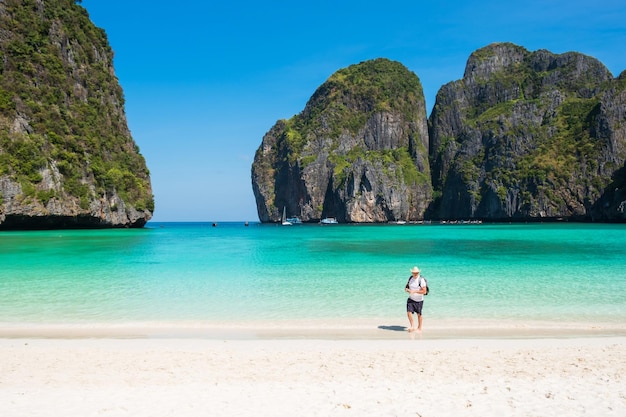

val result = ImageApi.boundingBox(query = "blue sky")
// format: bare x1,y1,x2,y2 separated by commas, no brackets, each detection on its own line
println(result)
80,0,626,222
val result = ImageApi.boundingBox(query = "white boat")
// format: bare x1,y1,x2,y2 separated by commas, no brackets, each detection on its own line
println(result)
286,216,302,224
320,217,338,224
281,207,292,225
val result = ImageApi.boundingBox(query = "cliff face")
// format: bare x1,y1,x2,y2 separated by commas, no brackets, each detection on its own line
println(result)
428,43,626,221
0,0,153,229
252,58,431,223
589,72,626,220
253,43,626,223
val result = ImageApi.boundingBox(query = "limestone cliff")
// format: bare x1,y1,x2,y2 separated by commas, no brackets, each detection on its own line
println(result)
251,58,431,223
428,43,626,221
0,0,153,229
252,43,626,223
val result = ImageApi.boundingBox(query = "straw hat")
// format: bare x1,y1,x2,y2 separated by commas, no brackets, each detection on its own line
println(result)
410,266,420,273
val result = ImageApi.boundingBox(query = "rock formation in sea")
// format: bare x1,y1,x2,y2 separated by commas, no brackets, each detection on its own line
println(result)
0,0,153,229
252,43,626,223
252,58,431,223
428,43,626,221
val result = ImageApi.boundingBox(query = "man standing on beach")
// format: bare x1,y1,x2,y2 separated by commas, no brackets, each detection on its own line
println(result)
405,266,427,332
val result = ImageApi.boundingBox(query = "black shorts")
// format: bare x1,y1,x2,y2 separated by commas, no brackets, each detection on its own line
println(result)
407,299,423,314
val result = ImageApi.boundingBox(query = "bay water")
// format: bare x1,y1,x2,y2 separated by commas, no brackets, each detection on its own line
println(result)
1,222,624,329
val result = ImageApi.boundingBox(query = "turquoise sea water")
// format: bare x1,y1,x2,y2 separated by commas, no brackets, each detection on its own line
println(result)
0,222,625,328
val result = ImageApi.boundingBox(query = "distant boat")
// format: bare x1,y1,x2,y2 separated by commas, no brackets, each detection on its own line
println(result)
320,217,338,224
286,216,302,224
281,207,293,226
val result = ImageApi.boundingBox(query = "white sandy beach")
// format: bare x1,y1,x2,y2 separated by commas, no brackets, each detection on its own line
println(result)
1,323,625,417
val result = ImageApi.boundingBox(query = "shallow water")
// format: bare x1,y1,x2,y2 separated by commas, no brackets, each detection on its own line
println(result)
1,222,624,327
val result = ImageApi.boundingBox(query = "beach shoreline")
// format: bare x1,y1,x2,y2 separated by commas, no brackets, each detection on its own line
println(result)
3,319,625,416
1,334,624,417
1,317,625,340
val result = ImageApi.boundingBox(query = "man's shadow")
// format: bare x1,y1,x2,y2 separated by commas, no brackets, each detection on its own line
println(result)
377,325,407,332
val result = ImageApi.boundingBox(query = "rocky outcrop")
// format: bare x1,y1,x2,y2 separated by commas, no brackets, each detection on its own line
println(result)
428,43,626,221
252,59,431,223
0,0,153,229
253,43,626,223
589,71,626,220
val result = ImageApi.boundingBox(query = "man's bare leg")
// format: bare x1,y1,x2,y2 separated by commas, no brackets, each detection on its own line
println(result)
407,311,416,331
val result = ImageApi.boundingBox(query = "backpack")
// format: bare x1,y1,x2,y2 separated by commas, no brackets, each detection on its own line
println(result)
406,276,429,295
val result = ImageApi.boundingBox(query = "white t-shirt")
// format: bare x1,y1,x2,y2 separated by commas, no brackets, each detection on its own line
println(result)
407,276,426,302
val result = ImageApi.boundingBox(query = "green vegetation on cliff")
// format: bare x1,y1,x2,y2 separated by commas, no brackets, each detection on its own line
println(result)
0,0,153,213
284,58,424,164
